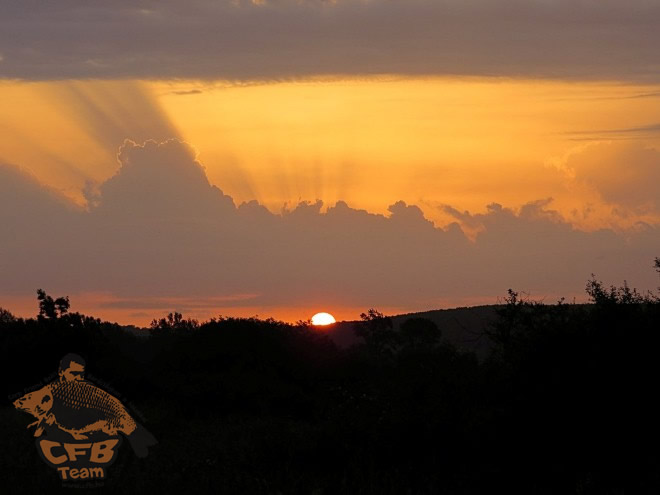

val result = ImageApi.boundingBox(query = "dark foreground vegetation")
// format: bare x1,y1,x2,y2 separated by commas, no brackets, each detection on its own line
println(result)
2,260,659,494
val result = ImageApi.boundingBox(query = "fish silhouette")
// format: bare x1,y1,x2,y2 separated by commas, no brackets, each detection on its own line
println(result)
13,380,156,458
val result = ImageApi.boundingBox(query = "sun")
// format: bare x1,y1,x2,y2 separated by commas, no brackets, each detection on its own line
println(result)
311,312,336,326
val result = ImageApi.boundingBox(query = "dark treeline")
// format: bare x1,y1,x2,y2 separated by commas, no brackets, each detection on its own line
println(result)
2,260,660,494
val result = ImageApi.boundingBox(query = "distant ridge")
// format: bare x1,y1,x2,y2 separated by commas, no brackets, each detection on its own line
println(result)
327,305,502,357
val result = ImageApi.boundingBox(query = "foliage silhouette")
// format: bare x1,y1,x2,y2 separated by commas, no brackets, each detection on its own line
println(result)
36,288,70,320
1,259,659,493
150,311,200,336
400,317,442,351
354,308,399,357
0,307,15,324
585,275,654,305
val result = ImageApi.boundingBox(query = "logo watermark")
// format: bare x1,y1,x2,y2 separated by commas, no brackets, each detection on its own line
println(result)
11,353,157,486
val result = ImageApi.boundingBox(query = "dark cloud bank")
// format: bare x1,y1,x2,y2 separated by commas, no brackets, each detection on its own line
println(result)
1,0,660,81
1,139,658,316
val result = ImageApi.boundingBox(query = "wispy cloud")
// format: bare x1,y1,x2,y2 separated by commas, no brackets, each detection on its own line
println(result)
550,92,660,103
564,123,660,138
170,89,203,96
604,92,660,101
100,294,260,310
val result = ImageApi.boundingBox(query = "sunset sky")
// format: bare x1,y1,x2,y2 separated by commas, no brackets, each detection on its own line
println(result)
1,1,659,325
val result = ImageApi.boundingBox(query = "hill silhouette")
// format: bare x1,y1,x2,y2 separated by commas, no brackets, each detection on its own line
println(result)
327,305,500,358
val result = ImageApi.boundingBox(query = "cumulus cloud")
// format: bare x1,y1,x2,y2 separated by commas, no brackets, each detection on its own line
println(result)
96,139,235,220
562,142,660,212
441,199,655,297
1,140,658,321
1,0,659,81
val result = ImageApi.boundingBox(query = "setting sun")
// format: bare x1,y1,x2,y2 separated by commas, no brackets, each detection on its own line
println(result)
311,312,336,326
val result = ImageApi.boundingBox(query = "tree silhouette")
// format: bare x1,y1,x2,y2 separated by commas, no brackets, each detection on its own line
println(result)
586,272,656,305
487,288,535,348
36,288,70,320
400,317,441,350
354,308,399,356
150,311,199,335
0,307,15,324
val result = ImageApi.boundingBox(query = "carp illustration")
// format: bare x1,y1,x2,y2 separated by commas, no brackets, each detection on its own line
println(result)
13,354,157,458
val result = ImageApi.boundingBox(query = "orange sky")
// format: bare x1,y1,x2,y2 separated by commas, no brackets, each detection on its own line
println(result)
1,78,659,325
2,77,660,231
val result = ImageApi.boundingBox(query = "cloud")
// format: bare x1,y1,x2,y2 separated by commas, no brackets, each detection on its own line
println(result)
1,1,660,81
95,139,235,220
562,142,660,211
0,163,78,223
170,89,203,96
440,199,653,296
99,294,259,311
1,140,658,321
573,92,660,102
0,162,85,291
566,123,660,139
